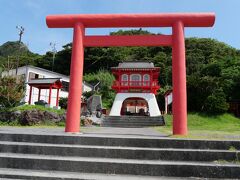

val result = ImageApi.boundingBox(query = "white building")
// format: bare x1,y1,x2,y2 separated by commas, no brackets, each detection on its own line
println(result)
2,65,93,107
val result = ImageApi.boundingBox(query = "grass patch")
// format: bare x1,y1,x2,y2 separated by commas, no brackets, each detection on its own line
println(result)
0,120,20,126
0,119,66,127
214,159,240,164
229,146,237,151
10,105,65,115
155,113,240,140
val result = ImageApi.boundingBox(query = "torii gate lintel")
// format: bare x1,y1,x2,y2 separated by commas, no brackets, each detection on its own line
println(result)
46,13,215,135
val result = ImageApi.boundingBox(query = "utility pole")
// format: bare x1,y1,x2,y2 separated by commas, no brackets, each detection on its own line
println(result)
16,26,24,75
50,42,57,71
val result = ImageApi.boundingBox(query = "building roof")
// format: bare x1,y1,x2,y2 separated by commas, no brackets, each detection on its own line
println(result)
27,78,62,89
28,78,61,85
3,65,93,89
26,65,70,79
25,65,94,89
112,61,156,69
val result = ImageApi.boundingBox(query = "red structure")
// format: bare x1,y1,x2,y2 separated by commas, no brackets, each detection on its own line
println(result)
111,62,160,94
46,13,215,135
28,78,63,106
110,62,161,117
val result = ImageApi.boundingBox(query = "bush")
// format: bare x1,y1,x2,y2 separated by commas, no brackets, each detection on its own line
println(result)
0,75,25,109
203,89,229,114
59,97,68,109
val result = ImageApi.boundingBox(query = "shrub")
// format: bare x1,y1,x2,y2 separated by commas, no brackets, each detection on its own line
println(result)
203,89,229,114
59,97,68,109
0,75,25,109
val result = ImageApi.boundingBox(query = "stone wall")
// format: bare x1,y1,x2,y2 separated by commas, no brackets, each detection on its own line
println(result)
0,110,66,125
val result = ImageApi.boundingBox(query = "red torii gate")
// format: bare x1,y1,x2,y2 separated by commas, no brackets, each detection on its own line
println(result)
46,13,215,135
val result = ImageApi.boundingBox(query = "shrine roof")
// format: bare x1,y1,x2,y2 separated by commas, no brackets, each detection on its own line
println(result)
112,61,157,69
27,78,63,89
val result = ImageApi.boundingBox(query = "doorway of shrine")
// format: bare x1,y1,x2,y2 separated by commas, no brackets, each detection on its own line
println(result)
120,97,149,116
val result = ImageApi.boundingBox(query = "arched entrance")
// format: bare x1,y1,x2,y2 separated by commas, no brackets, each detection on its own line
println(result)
121,97,149,116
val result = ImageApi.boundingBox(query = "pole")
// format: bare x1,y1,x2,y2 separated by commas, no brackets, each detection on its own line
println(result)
65,23,85,133
56,89,60,106
172,21,188,135
165,96,168,115
48,85,52,105
28,86,32,105
50,42,57,71
16,26,24,76
38,89,41,101
7,56,10,75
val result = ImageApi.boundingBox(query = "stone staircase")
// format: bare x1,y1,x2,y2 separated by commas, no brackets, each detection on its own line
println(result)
0,131,239,179
102,115,165,127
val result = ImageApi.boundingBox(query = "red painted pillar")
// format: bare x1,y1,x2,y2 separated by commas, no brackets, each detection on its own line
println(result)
56,88,60,106
172,21,188,135
28,86,32,105
48,85,52,105
65,23,85,133
38,89,41,101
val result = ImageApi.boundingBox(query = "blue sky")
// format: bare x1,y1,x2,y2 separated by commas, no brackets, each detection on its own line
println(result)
0,0,239,54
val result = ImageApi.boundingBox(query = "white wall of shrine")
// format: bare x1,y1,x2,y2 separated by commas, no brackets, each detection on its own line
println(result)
109,93,161,117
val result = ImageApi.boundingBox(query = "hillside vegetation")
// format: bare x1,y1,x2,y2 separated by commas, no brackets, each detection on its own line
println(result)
0,29,240,113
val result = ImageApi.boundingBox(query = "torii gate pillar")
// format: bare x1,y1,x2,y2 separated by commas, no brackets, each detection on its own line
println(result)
46,13,215,135
172,21,187,135
65,23,85,132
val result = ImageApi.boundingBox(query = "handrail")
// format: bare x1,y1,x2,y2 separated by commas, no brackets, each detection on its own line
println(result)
113,80,159,87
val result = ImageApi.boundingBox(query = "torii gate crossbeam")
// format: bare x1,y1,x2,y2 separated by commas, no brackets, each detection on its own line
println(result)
46,13,215,135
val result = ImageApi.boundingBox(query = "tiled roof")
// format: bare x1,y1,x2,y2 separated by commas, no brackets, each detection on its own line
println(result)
113,61,155,69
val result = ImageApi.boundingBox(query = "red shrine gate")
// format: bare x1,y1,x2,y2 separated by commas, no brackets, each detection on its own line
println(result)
46,13,215,135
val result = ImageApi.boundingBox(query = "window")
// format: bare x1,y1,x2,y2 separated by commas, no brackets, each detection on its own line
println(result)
62,81,69,92
28,72,44,80
29,72,36,79
121,74,128,86
130,74,141,86
143,74,150,86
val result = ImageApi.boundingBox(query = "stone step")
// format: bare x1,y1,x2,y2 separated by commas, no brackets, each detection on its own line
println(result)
104,116,163,119
102,116,165,127
0,132,239,150
101,123,164,128
102,120,164,123
0,141,239,162
104,116,162,121
0,153,239,178
103,116,164,122
0,168,191,180
104,116,162,122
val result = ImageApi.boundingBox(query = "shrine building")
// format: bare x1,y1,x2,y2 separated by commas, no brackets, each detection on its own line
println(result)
109,61,162,117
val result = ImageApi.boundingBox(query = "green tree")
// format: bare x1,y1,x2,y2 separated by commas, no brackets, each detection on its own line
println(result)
0,75,25,108
84,69,115,108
